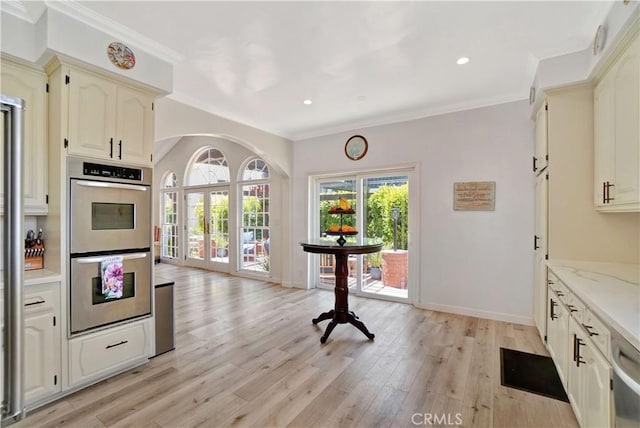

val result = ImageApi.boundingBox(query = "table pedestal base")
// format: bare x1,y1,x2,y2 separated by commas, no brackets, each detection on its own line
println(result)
312,309,375,343
301,245,381,344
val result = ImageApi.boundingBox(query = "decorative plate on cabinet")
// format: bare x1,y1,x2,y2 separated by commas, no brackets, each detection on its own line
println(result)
593,25,606,56
107,42,136,70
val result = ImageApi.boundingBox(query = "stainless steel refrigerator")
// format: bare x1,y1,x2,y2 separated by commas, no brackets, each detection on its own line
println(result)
1,94,25,425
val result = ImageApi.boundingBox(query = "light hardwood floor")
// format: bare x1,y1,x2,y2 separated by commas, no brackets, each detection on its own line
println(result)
18,264,578,428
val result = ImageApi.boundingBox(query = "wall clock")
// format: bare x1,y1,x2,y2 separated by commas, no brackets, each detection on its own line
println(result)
345,135,368,161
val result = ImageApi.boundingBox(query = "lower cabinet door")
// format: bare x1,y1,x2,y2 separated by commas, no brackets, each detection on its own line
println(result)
567,317,584,426
69,319,152,386
24,283,61,406
583,341,612,428
546,290,569,386
25,309,60,404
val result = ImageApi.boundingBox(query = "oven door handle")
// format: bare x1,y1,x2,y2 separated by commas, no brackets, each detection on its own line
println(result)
76,180,148,192
76,253,148,264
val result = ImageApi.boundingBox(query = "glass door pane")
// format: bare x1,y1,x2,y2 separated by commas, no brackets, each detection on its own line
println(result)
209,190,229,263
318,178,356,289
161,191,178,259
186,191,205,264
240,183,270,272
362,175,409,299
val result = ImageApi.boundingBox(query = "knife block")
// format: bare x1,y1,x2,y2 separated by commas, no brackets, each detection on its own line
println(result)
24,241,45,271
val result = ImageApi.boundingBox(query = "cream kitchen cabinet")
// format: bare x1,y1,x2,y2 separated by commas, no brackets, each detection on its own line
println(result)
567,316,612,428
533,171,548,340
594,30,639,212
546,265,615,428
0,57,48,214
66,67,154,166
534,101,548,174
24,282,61,406
546,284,569,386
68,318,152,387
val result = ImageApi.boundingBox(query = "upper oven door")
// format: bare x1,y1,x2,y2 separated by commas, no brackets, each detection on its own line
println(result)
70,179,151,254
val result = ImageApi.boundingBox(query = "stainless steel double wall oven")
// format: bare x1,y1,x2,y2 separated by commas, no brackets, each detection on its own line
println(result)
68,157,152,335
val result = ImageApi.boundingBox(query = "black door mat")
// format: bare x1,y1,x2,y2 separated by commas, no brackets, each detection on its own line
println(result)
500,347,569,402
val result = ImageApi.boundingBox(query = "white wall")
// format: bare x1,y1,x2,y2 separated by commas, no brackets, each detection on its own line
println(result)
292,100,535,325
155,98,293,177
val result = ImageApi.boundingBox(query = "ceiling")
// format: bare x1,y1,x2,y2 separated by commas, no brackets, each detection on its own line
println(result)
9,1,614,140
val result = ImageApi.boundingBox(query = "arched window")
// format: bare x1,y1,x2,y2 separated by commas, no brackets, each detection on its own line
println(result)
163,172,177,188
239,158,270,273
242,158,269,180
187,148,229,186
160,171,179,259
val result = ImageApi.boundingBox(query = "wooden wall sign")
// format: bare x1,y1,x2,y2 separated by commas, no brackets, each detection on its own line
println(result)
453,181,496,211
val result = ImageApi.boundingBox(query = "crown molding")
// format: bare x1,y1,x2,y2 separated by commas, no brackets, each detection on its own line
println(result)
44,0,184,64
290,92,529,141
1,0,46,23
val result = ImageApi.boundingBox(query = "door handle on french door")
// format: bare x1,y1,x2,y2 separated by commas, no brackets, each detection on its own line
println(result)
76,253,148,264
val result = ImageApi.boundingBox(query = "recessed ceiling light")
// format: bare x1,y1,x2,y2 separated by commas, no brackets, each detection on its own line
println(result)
303,99,312,105
456,57,470,65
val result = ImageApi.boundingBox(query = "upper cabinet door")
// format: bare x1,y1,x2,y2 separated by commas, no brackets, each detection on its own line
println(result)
1,58,49,214
594,73,614,207
594,32,640,212
116,87,154,165
68,69,117,160
612,37,640,206
534,101,548,175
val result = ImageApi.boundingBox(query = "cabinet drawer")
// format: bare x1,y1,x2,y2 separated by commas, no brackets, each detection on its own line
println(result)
24,286,57,314
547,272,566,298
565,293,585,323
583,310,611,359
69,320,151,386
553,281,571,305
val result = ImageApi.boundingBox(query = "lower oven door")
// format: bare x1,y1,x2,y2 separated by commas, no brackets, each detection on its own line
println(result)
70,252,151,335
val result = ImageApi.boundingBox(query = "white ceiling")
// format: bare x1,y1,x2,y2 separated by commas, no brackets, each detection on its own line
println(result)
11,1,614,140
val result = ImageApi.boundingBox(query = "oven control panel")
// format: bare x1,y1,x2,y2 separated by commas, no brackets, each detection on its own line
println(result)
83,162,143,181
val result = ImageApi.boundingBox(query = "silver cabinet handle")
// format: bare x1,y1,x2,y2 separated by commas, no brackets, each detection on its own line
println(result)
76,180,148,192
105,340,128,350
77,253,148,264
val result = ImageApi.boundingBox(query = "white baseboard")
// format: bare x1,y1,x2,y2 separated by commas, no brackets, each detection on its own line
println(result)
415,302,534,326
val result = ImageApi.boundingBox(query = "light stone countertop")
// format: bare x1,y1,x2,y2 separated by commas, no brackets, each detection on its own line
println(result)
24,269,62,286
546,260,639,351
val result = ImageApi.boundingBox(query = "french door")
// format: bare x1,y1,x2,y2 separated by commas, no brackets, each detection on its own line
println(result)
315,169,413,302
185,187,229,271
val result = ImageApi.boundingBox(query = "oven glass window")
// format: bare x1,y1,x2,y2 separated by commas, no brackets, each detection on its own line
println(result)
92,203,135,230
92,272,136,304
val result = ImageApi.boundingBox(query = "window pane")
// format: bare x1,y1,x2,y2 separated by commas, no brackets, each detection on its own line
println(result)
161,191,179,259
242,158,269,180
188,148,230,185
